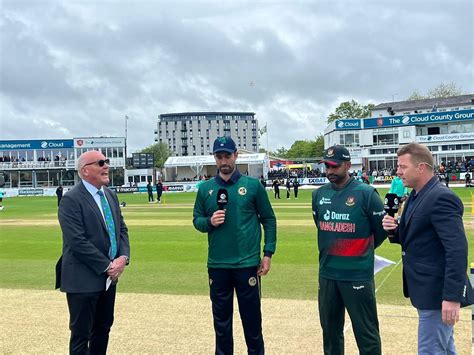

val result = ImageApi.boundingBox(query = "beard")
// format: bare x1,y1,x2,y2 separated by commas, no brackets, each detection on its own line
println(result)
327,173,345,184
219,165,234,175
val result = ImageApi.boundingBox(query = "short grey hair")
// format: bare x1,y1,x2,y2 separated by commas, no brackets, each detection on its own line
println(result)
77,154,87,178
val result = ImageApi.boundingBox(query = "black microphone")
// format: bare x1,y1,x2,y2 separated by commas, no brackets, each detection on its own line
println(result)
217,189,228,210
384,193,400,235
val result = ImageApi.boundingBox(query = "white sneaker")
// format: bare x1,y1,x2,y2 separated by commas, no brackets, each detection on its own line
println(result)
0,206,4,210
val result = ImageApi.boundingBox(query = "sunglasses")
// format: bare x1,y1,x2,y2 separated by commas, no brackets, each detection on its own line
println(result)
83,159,110,167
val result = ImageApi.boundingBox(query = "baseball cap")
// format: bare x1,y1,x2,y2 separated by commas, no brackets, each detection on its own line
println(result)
213,136,237,154
321,145,351,166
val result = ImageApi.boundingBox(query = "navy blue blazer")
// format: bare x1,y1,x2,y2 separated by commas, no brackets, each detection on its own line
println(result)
56,182,130,293
391,176,472,309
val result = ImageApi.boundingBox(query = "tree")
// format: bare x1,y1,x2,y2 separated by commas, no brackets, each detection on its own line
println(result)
140,142,171,168
407,82,463,100
314,134,324,158
428,82,463,98
406,91,425,101
327,100,374,123
286,140,316,159
272,147,288,158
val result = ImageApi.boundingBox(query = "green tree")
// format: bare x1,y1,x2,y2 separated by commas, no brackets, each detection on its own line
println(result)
428,82,463,98
407,82,463,100
314,134,325,157
407,91,425,101
286,140,316,158
140,142,171,168
327,100,374,123
273,147,288,158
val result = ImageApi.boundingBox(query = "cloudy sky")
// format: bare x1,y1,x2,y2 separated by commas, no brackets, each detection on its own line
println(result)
1,0,473,153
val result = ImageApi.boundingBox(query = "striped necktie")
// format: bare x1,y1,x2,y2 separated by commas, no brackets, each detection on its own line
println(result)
97,190,117,260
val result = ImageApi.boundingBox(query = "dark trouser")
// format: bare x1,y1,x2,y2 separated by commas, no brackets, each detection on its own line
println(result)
157,191,162,201
148,192,154,202
66,285,116,355
208,267,264,355
318,277,381,355
286,189,291,198
294,187,298,198
274,189,280,199
57,196,62,206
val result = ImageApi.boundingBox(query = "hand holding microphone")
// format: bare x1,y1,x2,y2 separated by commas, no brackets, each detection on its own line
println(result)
382,193,400,236
211,189,228,227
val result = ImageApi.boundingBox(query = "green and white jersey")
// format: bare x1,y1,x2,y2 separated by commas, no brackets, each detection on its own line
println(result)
193,172,277,269
312,178,387,281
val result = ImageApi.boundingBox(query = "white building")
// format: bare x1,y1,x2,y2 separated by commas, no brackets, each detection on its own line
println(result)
0,137,126,188
155,112,259,156
324,94,474,171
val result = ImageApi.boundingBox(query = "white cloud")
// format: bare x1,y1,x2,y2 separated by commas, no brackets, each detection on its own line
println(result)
1,0,473,152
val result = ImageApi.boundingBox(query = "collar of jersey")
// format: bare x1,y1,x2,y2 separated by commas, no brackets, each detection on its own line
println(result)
215,169,242,187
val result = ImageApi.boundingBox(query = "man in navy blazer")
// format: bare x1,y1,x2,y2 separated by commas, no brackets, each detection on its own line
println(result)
56,150,130,354
383,143,472,354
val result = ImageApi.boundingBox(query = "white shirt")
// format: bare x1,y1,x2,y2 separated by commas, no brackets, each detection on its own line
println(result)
82,179,107,222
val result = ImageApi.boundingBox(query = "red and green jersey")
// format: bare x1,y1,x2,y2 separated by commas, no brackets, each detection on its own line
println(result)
312,177,387,281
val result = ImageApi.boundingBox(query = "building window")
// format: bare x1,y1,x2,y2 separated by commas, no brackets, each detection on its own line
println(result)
339,133,359,146
372,129,398,146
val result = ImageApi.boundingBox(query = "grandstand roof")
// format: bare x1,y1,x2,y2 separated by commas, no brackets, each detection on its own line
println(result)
374,94,474,112
164,153,266,167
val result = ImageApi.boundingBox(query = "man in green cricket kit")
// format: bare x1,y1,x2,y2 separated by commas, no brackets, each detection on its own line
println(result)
312,145,387,355
193,136,277,355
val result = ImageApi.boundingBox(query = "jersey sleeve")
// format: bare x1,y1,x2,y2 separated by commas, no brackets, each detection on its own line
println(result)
367,188,387,248
256,181,277,254
192,187,212,233
312,189,319,226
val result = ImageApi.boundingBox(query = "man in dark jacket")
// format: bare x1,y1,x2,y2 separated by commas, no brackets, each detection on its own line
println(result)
56,151,130,354
383,143,473,354
146,181,154,202
56,185,64,206
156,180,163,203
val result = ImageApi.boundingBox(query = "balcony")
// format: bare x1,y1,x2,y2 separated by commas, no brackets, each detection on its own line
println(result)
0,158,125,171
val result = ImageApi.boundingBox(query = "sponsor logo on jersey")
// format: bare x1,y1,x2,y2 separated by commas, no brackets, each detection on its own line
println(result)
319,197,332,205
209,189,213,196
353,285,365,290
345,196,356,206
326,149,334,157
238,187,247,196
323,210,350,221
209,278,213,286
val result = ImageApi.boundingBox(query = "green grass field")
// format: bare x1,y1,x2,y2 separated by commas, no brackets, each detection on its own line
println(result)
1,188,473,306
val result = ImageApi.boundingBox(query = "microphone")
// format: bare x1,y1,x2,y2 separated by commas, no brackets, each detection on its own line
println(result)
384,193,400,236
217,189,228,210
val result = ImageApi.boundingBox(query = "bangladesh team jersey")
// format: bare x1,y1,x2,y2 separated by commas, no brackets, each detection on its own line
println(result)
312,177,387,281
